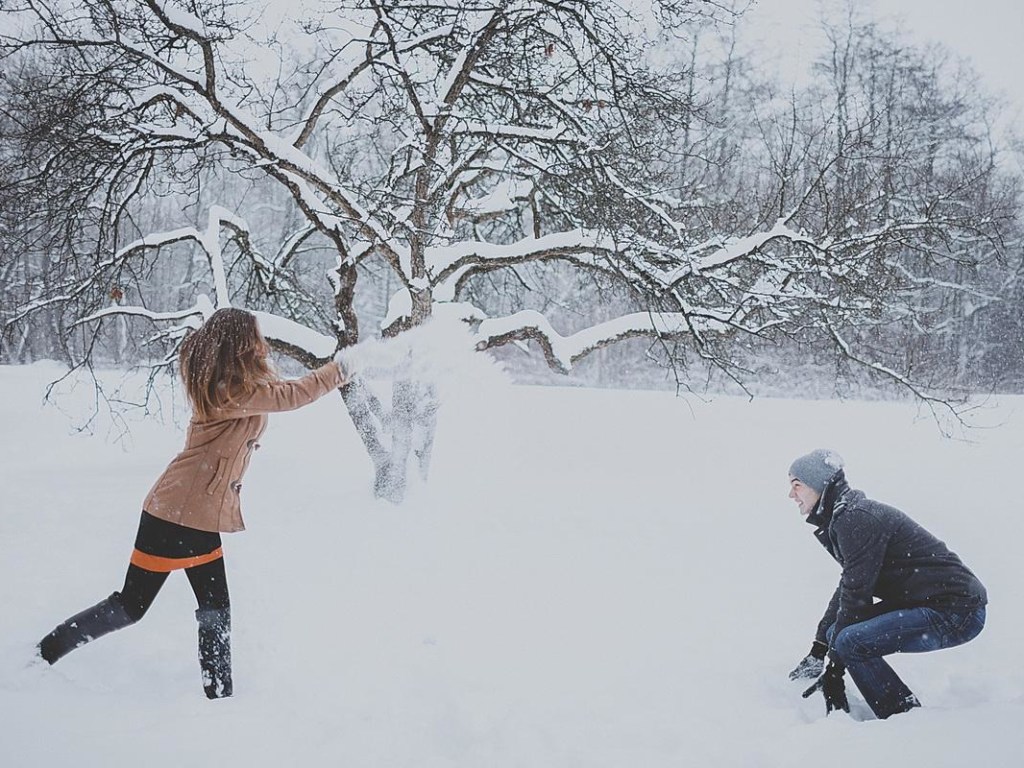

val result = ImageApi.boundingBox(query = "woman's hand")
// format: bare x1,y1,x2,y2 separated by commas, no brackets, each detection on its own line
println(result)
333,350,353,385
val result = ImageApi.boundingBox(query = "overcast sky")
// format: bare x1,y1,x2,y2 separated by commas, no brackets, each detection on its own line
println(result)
740,0,1023,117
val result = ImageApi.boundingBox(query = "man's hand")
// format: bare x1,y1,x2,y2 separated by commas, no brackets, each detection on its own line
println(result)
788,640,828,681
801,661,850,715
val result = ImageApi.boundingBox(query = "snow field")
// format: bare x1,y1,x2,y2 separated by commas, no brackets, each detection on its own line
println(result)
1,362,1022,767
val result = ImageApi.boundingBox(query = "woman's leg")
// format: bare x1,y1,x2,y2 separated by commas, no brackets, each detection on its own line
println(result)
36,563,165,664
185,557,232,699
118,564,171,622
184,556,230,611
37,509,181,664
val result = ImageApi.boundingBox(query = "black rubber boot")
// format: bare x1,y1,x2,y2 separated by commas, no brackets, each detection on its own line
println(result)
38,592,135,664
196,607,232,699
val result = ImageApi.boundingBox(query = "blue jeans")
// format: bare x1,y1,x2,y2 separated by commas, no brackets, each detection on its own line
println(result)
827,605,986,719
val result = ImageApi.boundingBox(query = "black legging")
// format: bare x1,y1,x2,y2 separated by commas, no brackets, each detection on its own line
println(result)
119,558,230,622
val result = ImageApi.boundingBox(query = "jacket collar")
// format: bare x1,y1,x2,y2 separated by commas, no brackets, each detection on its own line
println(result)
804,470,850,529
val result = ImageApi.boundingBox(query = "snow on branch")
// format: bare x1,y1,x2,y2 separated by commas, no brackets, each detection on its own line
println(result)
824,316,964,423
452,121,578,144
893,264,1003,304
7,217,213,329
292,59,376,149
77,303,207,327
115,206,239,308
73,299,335,364
428,230,615,299
428,218,829,305
72,297,213,364
679,217,820,278
124,72,399,261
251,311,337,360
474,310,726,374
112,226,205,260
68,205,339,362
435,8,501,106
147,0,214,41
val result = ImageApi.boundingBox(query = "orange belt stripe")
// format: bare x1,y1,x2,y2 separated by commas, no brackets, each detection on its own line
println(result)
130,547,224,573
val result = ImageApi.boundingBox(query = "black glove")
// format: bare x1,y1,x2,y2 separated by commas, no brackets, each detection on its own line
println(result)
802,661,850,715
788,640,828,681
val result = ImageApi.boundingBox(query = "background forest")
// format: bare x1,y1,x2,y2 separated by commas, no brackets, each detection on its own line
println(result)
1,0,1021,399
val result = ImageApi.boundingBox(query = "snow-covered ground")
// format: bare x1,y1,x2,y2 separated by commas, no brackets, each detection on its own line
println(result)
1,362,1022,767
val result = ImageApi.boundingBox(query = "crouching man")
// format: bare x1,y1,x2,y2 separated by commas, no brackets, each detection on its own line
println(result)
786,449,987,719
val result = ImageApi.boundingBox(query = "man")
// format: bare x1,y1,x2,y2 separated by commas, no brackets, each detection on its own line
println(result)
786,449,987,719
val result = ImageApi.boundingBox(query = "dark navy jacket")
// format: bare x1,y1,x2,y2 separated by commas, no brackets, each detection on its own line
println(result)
807,471,987,644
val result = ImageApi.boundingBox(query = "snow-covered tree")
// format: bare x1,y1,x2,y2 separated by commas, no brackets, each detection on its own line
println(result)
646,6,1022,396
797,11,1021,392
1,0,1019,497
1,0,717,500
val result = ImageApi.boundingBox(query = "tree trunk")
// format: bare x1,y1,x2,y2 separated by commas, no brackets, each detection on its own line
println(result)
338,376,440,504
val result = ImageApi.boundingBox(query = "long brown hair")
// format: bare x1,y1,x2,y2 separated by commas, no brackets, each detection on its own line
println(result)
179,308,277,420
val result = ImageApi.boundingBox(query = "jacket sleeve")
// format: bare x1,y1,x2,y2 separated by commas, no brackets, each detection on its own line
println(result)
833,508,891,634
815,585,841,644
227,362,345,415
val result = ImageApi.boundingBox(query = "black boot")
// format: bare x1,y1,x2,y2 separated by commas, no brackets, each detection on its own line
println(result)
196,606,232,699
38,592,135,664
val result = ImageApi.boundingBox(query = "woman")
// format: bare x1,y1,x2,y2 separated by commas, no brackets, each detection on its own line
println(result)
37,308,348,699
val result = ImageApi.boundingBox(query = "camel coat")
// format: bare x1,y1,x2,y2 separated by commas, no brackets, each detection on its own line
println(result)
143,362,345,533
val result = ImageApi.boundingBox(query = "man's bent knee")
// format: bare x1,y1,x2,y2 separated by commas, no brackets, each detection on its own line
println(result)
829,626,870,664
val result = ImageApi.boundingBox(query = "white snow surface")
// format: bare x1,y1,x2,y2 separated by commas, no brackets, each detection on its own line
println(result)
1,362,1022,767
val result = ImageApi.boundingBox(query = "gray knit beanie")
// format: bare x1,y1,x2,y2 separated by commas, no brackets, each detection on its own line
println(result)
788,449,845,493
